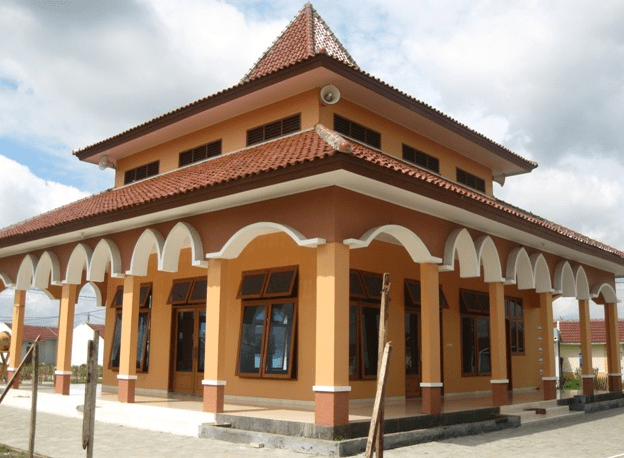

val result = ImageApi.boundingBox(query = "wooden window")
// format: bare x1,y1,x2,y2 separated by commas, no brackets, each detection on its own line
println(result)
246,114,301,146
179,140,222,167
333,114,381,149
236,266,298,379
168,277,207,305
456,168,486,192
460,290,490,376
124,161,159,185
405,311,419,376
109,283,152,372
349,270,383,380
506,297,524,354
404,279,448,309
402,144,440,173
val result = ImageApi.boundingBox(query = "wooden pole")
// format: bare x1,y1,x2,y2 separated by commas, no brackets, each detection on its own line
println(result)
365,343,392,458
0,335,41,405
83,330,99,458
29,342,38,458
374,273,390,457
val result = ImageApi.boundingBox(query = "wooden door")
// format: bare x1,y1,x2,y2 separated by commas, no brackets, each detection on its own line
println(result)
172,308,206,395
405,311,421,397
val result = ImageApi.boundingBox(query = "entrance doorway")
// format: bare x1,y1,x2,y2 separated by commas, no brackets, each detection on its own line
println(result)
172,307,206,395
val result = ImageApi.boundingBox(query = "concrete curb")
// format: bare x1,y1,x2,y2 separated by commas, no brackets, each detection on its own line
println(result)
200,415,520,456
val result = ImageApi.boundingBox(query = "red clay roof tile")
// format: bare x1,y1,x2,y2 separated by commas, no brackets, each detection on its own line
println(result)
555,320,624,344
2,126,624,263
6,323,58,342
241,3,357,83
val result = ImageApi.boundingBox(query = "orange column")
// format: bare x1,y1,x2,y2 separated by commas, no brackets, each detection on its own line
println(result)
118,275,140,403
7,289,26,388
539,292,556,399
203,259,228,413
314,243,350,426
604,302,622,392
420,263,442,414
489,282,508,406
55,284,78,395
578,299,594,396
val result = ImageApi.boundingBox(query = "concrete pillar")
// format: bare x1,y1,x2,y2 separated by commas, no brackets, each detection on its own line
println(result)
55,283,78,395
313,243,350,426
579,299,594,396
489,282,508,406
203,259,228,413
118,275,140,403
539,292,556,399
7,289,26,388
604,302,622,393
420,263,442,415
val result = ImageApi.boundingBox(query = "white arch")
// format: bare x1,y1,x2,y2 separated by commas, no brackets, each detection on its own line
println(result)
474,236,503,283
65,243,93,285
440,228,479,278
206,222,325,260
84,281,104,308
505,247,534,290
343,224,441,264
15,254,38,291
591,282,618,303
161,222,208,272
554,261,576,297
0,272,13,288
530,253,553,293
127,228,165,276
33,251,61,290
89,239,124,282
574,265,590,300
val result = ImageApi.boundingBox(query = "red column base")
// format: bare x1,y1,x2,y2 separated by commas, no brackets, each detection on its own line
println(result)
6,370,19,389
118,378,136,403
608,375,622,393
582,376,594,397
203,384,225,413
492,383,509,406
422,386,442,415
314,391,349,426
55,373,71,395
542,379,556,400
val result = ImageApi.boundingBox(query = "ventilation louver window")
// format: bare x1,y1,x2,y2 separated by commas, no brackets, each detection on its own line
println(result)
179,140,222,167
333,114,381,149
246,114,301,146
457,168,486,192
402,144,440,173
124,161,160,185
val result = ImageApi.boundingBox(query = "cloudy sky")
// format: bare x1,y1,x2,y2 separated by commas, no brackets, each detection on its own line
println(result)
0,0,623,324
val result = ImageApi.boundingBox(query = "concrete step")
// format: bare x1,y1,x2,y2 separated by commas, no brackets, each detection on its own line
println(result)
500,400,584,425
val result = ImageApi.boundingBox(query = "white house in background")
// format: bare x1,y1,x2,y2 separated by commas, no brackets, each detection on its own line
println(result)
0,322,58,365
556,320,624,377
71,323,105,366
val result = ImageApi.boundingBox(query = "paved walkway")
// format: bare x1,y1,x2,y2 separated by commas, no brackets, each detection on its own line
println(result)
1,383,624,457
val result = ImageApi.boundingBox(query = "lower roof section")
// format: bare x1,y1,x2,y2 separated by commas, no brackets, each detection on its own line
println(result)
0,125,622,276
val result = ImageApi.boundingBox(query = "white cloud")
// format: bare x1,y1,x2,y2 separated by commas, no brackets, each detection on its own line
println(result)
0,155,88,228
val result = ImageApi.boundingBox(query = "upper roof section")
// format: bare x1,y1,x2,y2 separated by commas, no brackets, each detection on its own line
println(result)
241,3,358,82
74,3,537,182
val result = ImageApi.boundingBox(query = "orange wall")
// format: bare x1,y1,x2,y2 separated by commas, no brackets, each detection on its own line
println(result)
114,89,320,188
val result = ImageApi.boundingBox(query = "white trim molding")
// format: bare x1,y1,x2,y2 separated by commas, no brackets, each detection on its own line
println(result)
420,382,443,388
608,373,623,377
312,385,352,393
581,375,595,379
490,379,509,384
541,377,557,381
117,374,138,381
54,370,72,376
202,380,227,386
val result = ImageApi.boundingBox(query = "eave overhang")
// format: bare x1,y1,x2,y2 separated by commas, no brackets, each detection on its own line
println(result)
75,55,536,180
1,152,622,276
